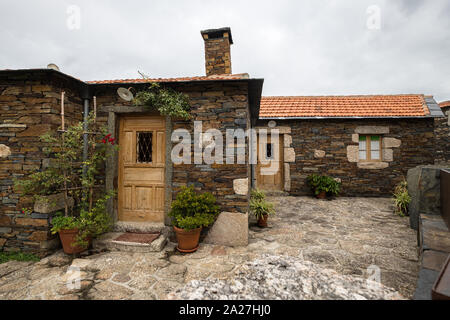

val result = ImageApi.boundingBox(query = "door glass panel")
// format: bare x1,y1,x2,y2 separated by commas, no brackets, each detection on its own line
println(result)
137,132,153,163
359,136,366,151
371,136,380,151
371,150,380,160
359,151,367,160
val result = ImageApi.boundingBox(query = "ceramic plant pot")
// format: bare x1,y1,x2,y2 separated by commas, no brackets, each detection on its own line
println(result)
174,226,202,253
257,214,269,228
58,229,90,254
316,191,327,199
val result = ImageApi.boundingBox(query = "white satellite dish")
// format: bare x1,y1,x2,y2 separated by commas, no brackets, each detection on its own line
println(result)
117,87,134,102
268,120,277,128
47,63,60,71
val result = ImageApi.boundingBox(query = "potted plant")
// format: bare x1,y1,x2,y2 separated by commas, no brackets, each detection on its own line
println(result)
393,180,411,217
15,113,116,254
306,174,341,199
169,186,220,253
51,194,113,254
250,189,275,228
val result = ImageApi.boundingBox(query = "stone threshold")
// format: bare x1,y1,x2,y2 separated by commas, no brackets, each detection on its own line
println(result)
93,232,167,253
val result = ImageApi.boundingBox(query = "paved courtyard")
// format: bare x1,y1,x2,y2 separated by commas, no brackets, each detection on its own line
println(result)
0,197,419,300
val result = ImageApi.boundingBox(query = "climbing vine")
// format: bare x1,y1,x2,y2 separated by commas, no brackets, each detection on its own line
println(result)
133,82,191,120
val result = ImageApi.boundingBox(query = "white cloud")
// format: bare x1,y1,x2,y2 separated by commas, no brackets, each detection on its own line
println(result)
0,0,449,102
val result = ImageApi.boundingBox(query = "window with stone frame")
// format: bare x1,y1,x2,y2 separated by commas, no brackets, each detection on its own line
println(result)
359,135,382,161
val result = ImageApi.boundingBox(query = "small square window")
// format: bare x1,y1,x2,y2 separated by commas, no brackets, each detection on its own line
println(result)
137,132,152,163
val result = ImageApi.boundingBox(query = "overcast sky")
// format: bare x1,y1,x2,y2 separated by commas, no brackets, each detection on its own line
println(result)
0,0,449,102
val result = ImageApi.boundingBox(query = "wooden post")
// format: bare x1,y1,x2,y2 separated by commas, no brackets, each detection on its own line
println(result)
61,92,65,131
61,92,69,216
89,97,97,212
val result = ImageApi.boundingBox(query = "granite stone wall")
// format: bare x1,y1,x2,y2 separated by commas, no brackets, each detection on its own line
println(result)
257,118,436,197
0,72,83,254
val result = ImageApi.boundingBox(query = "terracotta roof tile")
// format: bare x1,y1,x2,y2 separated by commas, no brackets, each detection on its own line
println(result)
260,95,430,118
440,101,450,108
87,73,249,84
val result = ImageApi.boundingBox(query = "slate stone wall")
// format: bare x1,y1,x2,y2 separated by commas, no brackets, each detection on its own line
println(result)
0,72,83,254
257,118,436,197
435,106,450,165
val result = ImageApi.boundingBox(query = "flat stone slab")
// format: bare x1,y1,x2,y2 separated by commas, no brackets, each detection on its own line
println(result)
422,251,450,272
93,232,167,253
413,268,440,300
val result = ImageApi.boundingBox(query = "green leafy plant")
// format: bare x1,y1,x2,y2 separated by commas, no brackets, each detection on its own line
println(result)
0,252,40,264
15,112,116,249
393,180,411,217
169,186,220,230
133,82,191,119
51,192,114,247
249,189,275,219
307,174,341,197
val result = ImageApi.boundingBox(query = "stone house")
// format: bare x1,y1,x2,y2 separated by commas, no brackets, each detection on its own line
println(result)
0,27,445,254
255,95,444,196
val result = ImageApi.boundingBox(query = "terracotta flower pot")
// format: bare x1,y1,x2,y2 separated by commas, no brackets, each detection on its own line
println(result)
58,229,90,255
316,191,327,199
257,214,269,228
173,226,202,253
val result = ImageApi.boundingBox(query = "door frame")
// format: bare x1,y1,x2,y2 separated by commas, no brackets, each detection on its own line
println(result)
101,106,172,225
255,133,284,191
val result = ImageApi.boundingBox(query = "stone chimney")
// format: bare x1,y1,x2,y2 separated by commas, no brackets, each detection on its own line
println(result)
201,27,233,76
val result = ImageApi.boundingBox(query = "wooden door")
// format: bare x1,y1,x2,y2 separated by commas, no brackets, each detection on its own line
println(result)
256,134,283,191
118,116,166,222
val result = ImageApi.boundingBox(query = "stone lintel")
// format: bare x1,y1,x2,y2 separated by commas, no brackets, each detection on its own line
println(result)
355,126,389,134
255,127,291,134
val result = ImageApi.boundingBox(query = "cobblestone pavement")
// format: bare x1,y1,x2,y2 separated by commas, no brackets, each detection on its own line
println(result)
0,197,419,300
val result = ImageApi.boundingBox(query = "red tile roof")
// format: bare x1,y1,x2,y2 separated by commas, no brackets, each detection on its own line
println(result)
440,101,450,108
260,95,431,118
87,73,249,84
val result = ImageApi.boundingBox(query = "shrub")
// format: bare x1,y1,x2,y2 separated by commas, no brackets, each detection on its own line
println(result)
307,174,341,197
169,186,220,230
50,192,114,247
16,113,116,247
249,189,275,219
133,82,191,119
393,180,411,217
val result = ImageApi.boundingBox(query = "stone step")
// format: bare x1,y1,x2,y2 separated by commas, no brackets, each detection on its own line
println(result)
93,232,167,253
113,221,167,234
